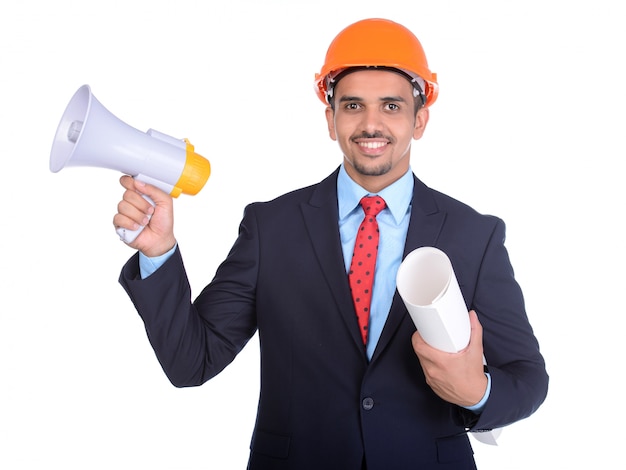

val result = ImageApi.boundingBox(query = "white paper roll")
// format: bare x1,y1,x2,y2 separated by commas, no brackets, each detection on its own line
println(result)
396,246,470,353
396,246,502,446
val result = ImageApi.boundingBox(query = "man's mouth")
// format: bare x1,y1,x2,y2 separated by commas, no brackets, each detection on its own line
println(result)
357,141,388,150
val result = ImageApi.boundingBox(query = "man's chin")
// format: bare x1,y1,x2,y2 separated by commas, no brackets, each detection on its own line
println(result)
353,163,391,177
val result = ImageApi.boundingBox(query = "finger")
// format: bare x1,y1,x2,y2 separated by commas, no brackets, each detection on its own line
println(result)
122,188,155,215
119,176,162,205
411,329,437,359
116,199,150,228
119,176,155,215
119,174,136,190
132,179,171,206
113,211,141,232
468,310,483,342
411,329,424,348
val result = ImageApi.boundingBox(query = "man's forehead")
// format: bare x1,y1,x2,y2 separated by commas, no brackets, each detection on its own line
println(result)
333,69,415,97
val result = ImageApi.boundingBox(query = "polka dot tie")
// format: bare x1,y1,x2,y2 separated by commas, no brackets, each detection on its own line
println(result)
348,195,387,345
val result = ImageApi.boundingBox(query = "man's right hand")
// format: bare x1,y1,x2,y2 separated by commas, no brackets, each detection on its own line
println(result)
113,175,177,257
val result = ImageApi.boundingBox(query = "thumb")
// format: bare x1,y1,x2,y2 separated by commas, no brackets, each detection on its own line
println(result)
467,310,485,357
468,310,483,338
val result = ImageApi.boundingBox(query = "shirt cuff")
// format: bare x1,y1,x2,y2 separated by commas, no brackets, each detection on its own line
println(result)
464,372,491,414
138,244,177,279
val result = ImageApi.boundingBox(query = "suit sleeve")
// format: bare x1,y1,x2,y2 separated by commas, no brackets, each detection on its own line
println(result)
119,205,260,387
467,218,549,431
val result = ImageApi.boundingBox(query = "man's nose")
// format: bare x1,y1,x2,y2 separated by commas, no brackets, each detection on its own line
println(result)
361,108,384,133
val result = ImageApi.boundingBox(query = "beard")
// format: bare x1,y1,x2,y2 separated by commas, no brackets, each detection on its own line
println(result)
351,159,393,177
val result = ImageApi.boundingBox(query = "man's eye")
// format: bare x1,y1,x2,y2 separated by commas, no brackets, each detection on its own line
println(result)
345,103,360,110
386,103,399,110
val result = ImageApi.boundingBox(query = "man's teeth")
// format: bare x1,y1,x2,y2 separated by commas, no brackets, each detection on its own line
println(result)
359,141,386,149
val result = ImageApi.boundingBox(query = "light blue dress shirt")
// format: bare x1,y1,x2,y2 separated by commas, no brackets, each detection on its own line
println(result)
336,164,412,360
139,164,489,410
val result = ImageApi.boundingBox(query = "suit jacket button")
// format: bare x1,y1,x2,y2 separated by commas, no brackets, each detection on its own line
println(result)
362,397,374,410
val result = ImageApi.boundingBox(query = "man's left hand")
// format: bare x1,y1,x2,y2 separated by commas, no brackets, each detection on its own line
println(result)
411,310,488,407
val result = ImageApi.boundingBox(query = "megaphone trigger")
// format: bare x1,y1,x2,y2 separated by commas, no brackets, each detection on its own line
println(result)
50,84,211,243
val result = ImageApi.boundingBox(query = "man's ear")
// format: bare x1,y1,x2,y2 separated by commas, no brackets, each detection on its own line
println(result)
325,106,337,141
413,106,430,140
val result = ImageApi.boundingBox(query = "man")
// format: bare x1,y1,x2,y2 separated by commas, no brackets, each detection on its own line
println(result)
115,18,548,469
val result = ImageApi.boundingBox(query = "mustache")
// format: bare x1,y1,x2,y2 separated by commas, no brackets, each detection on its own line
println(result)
351,131,392,141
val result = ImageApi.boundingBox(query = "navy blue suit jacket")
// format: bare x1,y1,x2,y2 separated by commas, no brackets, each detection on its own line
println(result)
120,168,548,470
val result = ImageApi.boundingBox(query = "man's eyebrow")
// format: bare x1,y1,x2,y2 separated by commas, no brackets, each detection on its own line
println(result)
338,95,363,103
379,95,408,103
337,95,408,103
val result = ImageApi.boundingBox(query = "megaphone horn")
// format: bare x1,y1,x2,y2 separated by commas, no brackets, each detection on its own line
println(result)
50,85,211,243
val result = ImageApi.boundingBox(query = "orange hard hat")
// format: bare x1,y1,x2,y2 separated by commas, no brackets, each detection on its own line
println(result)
314,18,438,107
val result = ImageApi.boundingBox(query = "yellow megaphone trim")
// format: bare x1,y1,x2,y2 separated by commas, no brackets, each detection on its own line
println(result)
170,139,211,197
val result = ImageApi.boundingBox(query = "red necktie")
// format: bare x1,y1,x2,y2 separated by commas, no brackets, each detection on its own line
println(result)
348,196,387,345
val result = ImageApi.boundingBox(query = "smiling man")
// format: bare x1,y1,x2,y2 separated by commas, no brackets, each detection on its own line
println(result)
326,68,429,192
116,18,548,470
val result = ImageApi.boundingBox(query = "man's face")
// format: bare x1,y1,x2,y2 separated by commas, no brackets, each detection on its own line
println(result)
325,69,429,192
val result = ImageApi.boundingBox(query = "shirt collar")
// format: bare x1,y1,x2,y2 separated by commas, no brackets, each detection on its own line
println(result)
337,163,414,225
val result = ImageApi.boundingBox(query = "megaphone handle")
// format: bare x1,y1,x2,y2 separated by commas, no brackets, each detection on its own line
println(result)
116,193,155,244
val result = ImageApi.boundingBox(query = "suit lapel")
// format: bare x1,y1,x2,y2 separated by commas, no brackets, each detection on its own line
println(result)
371,175,446,363
300,169,368,355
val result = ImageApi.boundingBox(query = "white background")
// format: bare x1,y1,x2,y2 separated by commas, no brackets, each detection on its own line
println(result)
1,0,624,468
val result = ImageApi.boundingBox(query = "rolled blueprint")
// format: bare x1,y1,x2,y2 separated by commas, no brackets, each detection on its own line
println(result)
396,246,470,353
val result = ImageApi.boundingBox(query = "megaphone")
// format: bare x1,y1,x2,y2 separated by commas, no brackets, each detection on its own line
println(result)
50,84,211,243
